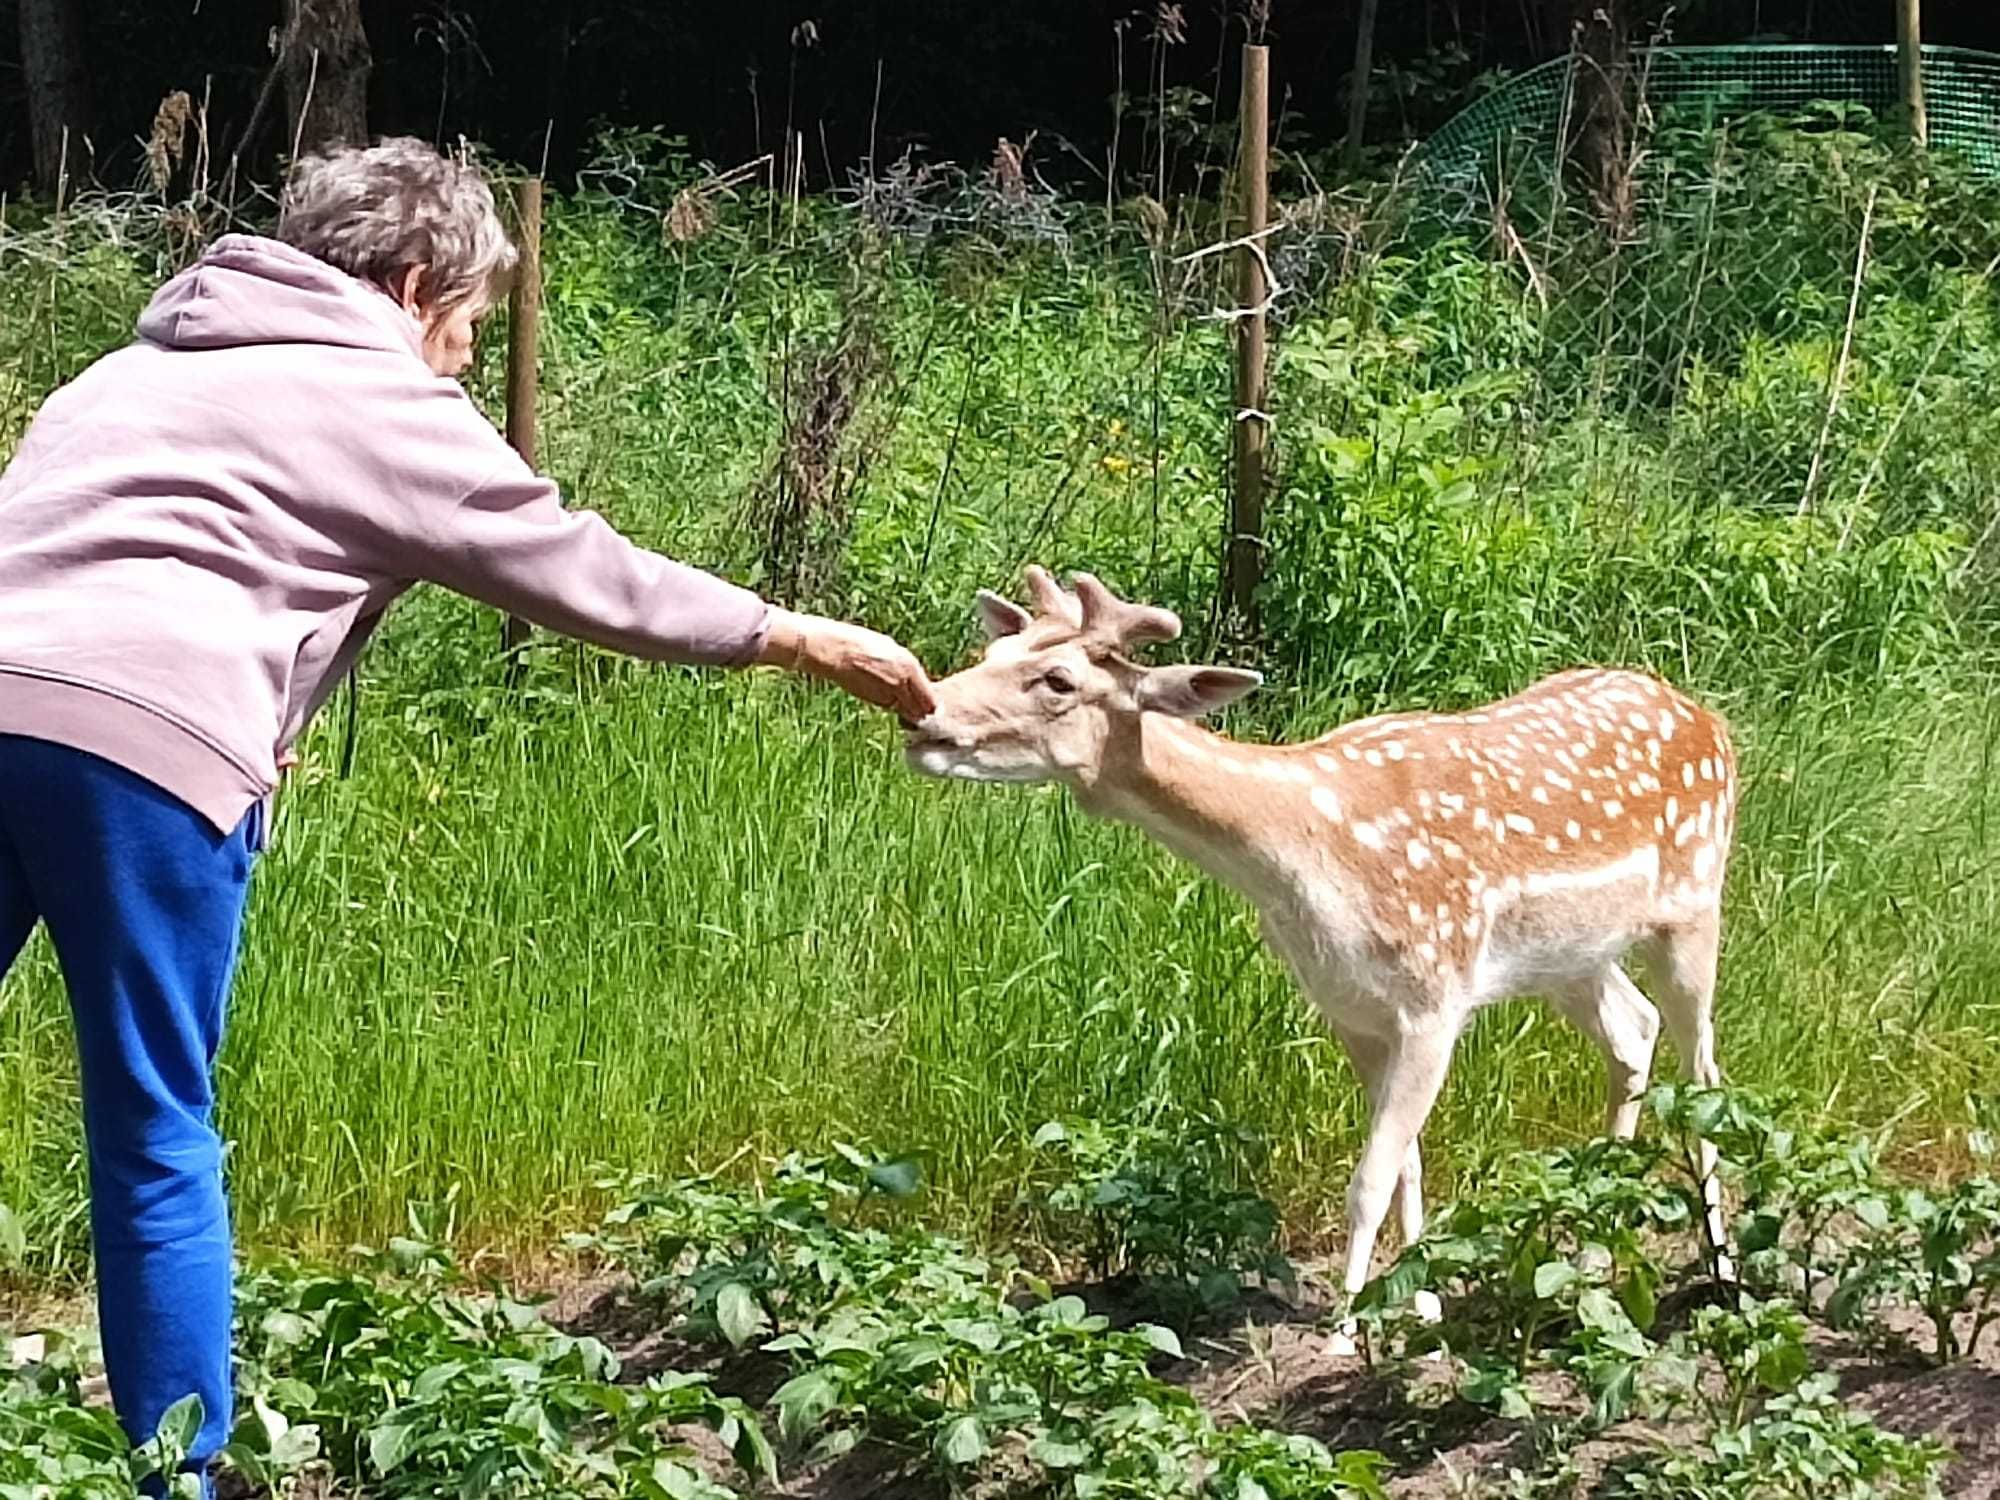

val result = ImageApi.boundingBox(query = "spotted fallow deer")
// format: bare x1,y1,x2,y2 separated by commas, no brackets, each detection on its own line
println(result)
905,567,1737,1332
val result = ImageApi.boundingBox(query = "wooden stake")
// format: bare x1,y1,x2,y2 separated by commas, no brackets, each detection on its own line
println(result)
1897,0,1927,146
1226,43,1270,630
502,176,543,653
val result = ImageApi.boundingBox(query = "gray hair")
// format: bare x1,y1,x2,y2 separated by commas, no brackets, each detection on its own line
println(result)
278,136,518,311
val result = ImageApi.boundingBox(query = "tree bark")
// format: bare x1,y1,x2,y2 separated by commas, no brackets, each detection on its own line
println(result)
19,0,91,196
281,0,372,158
1566,0,1634,239
1343,0,1382,176
1896,0,1927,146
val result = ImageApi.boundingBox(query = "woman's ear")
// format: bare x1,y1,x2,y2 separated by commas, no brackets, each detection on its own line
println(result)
394,264,429,317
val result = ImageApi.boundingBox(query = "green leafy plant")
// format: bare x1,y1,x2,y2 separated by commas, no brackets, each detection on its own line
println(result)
1668,1294,1814,1430
0,1333,208,1500
581,1143,947,1348
230,1237,774,1497
1829,1176,2000,1365
1358,1137,1686,1413
1649,1085,1892,1305
1027,1115,1294,1319
1617,1374,1949,1500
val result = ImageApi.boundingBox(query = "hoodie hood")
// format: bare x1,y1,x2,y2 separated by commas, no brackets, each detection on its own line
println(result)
136,233,427,360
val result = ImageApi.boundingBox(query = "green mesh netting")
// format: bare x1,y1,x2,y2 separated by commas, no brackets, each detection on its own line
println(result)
1410,44,2000,209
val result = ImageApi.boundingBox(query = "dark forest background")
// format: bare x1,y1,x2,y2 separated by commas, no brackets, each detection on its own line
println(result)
2,2,1995,197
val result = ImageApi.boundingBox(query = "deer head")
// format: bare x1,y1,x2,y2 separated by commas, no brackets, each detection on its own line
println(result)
903,566,1263,787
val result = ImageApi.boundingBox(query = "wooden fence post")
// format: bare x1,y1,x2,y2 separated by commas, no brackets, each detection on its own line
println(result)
502,175,543,654
1897,0,1928,146
1225,42,1270,631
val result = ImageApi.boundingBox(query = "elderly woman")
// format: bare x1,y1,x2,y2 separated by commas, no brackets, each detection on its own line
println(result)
0,137,933,1479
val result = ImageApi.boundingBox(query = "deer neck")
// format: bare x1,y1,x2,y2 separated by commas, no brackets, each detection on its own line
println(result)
1076,714,1325,913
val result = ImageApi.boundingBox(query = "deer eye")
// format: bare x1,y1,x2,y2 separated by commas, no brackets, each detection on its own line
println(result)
1040,667,1078,695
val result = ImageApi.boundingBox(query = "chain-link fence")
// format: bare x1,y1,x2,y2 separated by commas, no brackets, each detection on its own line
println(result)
1411,44,2000,211
1365,44,2000,531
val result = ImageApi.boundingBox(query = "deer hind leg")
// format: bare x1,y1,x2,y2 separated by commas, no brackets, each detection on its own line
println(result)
1550,965,1660,1140
1641,906,1731,1276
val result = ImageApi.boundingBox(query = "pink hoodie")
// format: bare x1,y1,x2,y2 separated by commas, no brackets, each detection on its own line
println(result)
0,234,772,835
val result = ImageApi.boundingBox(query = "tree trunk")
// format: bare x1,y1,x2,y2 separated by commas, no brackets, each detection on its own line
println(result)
18,0,91,196
1566,0,1634,239
541,0,575,171
281,0,372,158
1342,0,1382,176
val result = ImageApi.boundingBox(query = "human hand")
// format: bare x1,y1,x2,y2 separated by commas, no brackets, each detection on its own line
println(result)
757,608,937,722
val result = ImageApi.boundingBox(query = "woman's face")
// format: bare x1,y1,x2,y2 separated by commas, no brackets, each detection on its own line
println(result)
394,266,489,378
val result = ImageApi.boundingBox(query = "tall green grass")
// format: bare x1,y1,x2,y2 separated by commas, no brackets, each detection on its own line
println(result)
4,119,2000,1285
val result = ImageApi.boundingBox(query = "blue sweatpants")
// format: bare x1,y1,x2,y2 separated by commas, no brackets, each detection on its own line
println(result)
0,734,257,1479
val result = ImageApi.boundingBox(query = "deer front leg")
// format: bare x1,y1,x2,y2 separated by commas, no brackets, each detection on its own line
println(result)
1332,1021,1427,1247
1329,1017,1460,1355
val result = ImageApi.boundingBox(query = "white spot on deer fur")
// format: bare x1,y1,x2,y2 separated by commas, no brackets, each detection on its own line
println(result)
1544,770,1574,790
1675,817,1699,848
1545,836,1563,852
1664,796,1679,827
1352,821,1385,850
1700,757,1715,781
1408,900,1427,924
1314,753,1341,774
1627,712,1651,732
1473,808,1492,832
1416,942,1438,963
1697,801,1714,837
1438,792,1465,814
1523,843,1660,897
1310,786,1344,824
1602,799,1625,818
1658,711,1676,740
1683,762,1697,788
1343,746,1360,761
1504,813,1535,835
1385,741,1406,761
1407,840,1434,870
1693,842,1719,882
1566,820,1582,839
1531,786,1551,804
1439,839,1465,862
1365,750,1385,767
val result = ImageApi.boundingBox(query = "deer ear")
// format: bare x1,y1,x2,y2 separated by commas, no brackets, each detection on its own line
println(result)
976,589,1033,640
1135,665,1263,719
